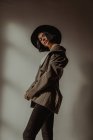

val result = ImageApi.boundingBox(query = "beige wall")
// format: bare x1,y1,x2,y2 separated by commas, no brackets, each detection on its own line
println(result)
0,0,93,140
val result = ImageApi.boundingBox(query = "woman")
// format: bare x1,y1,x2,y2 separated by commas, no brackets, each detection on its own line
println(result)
23,25,68,140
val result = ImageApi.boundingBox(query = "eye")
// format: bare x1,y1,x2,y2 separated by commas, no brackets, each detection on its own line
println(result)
42,33,46,37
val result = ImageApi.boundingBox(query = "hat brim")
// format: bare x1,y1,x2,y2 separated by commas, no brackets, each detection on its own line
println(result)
31,25,62,49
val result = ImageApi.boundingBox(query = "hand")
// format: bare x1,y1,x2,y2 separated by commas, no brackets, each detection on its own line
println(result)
24,92,31,101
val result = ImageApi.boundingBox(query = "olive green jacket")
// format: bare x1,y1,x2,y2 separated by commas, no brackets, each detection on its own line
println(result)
26,44,68,114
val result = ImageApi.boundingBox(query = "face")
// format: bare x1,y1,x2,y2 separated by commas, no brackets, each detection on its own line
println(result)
38,32,49,47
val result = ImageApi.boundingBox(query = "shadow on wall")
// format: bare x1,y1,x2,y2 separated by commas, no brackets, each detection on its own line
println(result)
72,60,93,140
0,35,36,140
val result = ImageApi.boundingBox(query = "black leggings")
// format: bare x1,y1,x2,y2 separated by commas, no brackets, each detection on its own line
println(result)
23,103,54,140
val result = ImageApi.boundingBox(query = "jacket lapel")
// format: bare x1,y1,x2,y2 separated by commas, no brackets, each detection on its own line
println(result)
39,53,50,68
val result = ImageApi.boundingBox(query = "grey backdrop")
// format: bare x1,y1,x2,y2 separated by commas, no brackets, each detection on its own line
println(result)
0,0,93,140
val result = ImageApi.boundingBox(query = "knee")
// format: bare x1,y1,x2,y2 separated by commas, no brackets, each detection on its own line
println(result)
23,129,30,140
23,129,27,140
23,129,36,140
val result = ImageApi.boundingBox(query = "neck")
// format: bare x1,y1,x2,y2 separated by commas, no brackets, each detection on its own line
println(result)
48,42,54,50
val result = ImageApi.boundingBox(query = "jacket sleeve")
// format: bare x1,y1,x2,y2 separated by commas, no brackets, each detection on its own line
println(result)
26,52,68,98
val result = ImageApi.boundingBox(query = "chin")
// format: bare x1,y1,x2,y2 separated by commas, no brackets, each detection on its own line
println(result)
43,44,47,47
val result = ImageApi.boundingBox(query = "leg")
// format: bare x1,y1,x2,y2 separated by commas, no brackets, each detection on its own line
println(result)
41,112,54,140
23,104,52,140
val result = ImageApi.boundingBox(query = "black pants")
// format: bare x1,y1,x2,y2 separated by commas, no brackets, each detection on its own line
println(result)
23,103,54,140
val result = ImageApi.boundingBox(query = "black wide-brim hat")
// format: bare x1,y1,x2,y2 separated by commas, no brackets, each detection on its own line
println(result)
31,25,62,50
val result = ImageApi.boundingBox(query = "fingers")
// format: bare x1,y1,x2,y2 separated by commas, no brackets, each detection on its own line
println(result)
24,93,30,100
